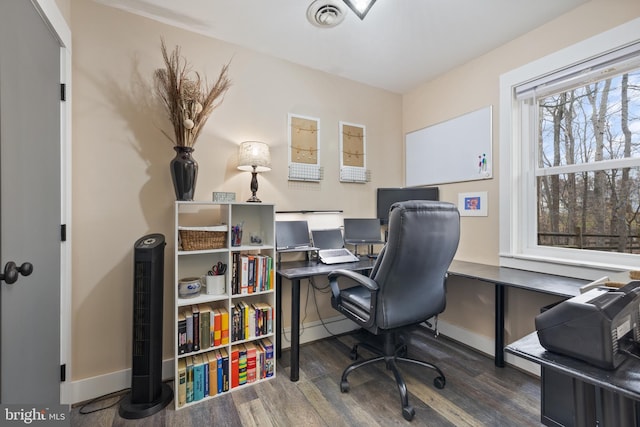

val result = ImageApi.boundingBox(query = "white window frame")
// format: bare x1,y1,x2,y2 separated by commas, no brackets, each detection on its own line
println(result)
499,18,640,279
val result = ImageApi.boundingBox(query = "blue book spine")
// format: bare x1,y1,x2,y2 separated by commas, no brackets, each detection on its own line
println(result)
193,361,204,401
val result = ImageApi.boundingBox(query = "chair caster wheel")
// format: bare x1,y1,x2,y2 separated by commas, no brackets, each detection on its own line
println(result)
434,376,446,389
340,380,350,393
349,348,358,360
402,406,415,421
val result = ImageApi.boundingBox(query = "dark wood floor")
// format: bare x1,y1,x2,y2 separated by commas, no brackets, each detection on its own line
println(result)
70,329,543,426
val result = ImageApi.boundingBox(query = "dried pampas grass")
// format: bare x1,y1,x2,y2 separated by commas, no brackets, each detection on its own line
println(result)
154,38,231,148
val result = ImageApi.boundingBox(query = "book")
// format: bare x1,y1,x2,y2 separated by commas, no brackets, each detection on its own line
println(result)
220,347,230,392
266,256,273,290
193,355,205,401
246,342,257,383
212,308,222,347
255,340,265,380
203,354,209,397
192,305,200,352
254,255,264,291
186,356,194,403
220,307,230,345
240,255,249,294
177,358,187,407
198,304,211,350
231,252,240,295
206,352,217,397
251,303,262,337
215,350,223,394
185,308,193,353
241,301,250,340
238,343,248,386
231,305,241,342
262,338,274,378
248,304,256,339
178,312,187,355
230,345,240,388
247,255,255,293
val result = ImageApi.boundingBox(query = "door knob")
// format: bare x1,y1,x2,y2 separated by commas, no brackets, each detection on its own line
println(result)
0,261,33,284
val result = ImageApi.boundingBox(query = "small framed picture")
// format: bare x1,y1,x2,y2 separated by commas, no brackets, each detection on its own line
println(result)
458,191,487,217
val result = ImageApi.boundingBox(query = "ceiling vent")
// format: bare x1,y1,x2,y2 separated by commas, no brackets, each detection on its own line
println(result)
307,0,345,28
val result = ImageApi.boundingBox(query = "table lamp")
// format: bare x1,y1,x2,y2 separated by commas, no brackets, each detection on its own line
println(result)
237,141,271,202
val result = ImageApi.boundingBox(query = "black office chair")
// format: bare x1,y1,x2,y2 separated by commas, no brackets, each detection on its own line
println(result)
328,200,460,421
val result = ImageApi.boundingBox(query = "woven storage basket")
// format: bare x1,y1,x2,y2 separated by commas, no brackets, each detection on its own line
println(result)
179,226,227,251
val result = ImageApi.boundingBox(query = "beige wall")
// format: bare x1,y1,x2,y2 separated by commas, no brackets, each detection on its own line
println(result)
403,0,640,343
70,0,402,381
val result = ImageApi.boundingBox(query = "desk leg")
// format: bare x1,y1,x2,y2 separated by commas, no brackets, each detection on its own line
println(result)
290,278,301,382
276,273,282,359
495,283,505,367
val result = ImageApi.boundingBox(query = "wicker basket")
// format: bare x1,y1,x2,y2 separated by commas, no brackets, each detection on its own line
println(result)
178,226,227,251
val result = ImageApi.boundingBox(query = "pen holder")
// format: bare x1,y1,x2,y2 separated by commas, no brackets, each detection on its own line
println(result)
231,225,243,247
203,274,225,295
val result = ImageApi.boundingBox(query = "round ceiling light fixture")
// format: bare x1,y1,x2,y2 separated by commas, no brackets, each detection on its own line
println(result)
307,0,345,28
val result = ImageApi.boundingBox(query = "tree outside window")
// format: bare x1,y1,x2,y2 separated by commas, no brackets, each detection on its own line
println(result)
536,70,640,254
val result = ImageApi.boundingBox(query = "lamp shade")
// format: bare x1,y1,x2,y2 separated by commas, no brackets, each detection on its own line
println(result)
237,141,271,172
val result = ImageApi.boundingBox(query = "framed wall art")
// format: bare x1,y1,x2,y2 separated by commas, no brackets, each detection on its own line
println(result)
288,113,323,181
458,191,488,217
339,121,369,183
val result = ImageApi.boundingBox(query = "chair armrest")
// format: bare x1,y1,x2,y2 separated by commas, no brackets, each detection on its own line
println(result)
327,269,378,299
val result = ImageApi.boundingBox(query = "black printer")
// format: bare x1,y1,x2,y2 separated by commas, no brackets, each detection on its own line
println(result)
535,281,640,369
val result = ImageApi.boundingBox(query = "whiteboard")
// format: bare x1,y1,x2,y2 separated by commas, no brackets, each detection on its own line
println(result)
405,106,492,186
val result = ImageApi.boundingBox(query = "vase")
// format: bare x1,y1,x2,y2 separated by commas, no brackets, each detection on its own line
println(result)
170,146,198,201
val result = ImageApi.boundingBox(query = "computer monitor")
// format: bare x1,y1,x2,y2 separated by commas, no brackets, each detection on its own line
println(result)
343,218,383,244
275,220,312,250
376,187,439,224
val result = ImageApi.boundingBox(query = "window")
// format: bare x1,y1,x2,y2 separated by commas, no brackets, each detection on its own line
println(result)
499,18,640,277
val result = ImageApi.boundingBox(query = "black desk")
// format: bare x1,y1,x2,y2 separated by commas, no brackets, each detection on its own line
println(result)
276,256,376,381
506,332,640,426
276,258,589,381
446,260,589,367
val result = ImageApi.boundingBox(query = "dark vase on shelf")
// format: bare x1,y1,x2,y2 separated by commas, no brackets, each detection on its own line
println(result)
170,146,198,201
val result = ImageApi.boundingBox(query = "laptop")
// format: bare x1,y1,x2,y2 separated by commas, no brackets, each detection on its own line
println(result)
276,220,317,251
311,229,359,264
343,218,384,245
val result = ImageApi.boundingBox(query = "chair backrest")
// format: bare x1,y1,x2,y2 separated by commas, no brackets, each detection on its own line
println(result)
371,200,460,329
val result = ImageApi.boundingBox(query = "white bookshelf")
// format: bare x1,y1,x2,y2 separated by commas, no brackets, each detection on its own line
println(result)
173,201,276,409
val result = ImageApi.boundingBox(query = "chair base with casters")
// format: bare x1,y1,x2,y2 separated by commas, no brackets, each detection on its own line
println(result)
340,329,446,421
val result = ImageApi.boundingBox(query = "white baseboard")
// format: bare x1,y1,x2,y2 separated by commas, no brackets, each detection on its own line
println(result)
66,317,537,404
67,360,176,405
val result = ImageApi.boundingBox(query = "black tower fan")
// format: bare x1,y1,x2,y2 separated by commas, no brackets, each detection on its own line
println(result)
119,234,173,418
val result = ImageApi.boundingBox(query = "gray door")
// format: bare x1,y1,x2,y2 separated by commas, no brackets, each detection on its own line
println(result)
0,0,62,404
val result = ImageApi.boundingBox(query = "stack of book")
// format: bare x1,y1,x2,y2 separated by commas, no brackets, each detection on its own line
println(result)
230,253,275,295
230,338,274,389
177,348,230,407
178,305,229,354
230,302,274,342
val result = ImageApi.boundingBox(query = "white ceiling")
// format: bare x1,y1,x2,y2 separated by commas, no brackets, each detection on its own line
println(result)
96,0,588,94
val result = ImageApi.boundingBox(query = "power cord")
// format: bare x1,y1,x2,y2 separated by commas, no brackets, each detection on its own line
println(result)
309,276,342,338
77,380,173,415
78,389,126,415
